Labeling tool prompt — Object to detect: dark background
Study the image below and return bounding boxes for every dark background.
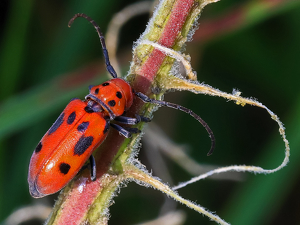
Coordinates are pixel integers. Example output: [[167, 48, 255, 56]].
[[0, 0, 300, 224]]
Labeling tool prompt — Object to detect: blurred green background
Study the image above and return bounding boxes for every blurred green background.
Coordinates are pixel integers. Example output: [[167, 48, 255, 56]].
[[1, 0, 300, 224]]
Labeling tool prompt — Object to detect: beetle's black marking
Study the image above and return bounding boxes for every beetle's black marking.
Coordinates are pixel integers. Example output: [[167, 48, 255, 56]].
[[84, 106, 94, 113], [67, 111, 76, 125], [108, 100, 116, 107], [103, 119, 110, 134], [74, 136, 94, 156], [116, 91, 122, 99], [95, 88, 99, 94], [48, 113, 64, 135], [59, 163, 71, 175], [35, 142, 42, 153], [102, 82, 109, 86], [77, 122, 89, 132]]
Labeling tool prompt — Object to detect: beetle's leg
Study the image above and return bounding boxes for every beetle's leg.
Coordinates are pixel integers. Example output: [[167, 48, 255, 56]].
[[114, 114, 151, 125], [89, 155, 96, 181], [78, 155, 96, 180], [110, 123, 140, 138], [124, 127, 142, 133]]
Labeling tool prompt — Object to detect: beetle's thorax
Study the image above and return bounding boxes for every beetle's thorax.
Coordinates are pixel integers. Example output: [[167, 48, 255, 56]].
[[86, 78, 134, 119]]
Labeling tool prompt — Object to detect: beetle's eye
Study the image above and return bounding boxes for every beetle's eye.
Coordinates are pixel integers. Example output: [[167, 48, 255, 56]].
[[88, 85, 94, 91]]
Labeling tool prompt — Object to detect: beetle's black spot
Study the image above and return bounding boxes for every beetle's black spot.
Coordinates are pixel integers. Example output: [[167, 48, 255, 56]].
[[102, 82, 109, 86], [84, 106, 94, 113], [59, 163, 71, 175], [116, 91, 122, 99], [77, 122, 89, 132], [95, 88, 99, 94], [35, 142, 42, 153], [48, 113, 64, 135], [67, 111, 76, 125], [103, 120, 110, 134], [74, 136, 94, 156], [108, 100, 116, 107]]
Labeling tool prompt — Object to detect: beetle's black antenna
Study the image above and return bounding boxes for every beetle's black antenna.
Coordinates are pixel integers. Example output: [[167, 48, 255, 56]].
[[68, 13, 117, 79], [135, 91, 215, 156]]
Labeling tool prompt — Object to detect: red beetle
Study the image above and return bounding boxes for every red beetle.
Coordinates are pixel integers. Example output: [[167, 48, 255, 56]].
[[28, 14, 215, 198]]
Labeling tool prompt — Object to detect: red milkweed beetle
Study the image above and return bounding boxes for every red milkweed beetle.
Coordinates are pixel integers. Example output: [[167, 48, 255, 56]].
[[28, 13, 215, 198]]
